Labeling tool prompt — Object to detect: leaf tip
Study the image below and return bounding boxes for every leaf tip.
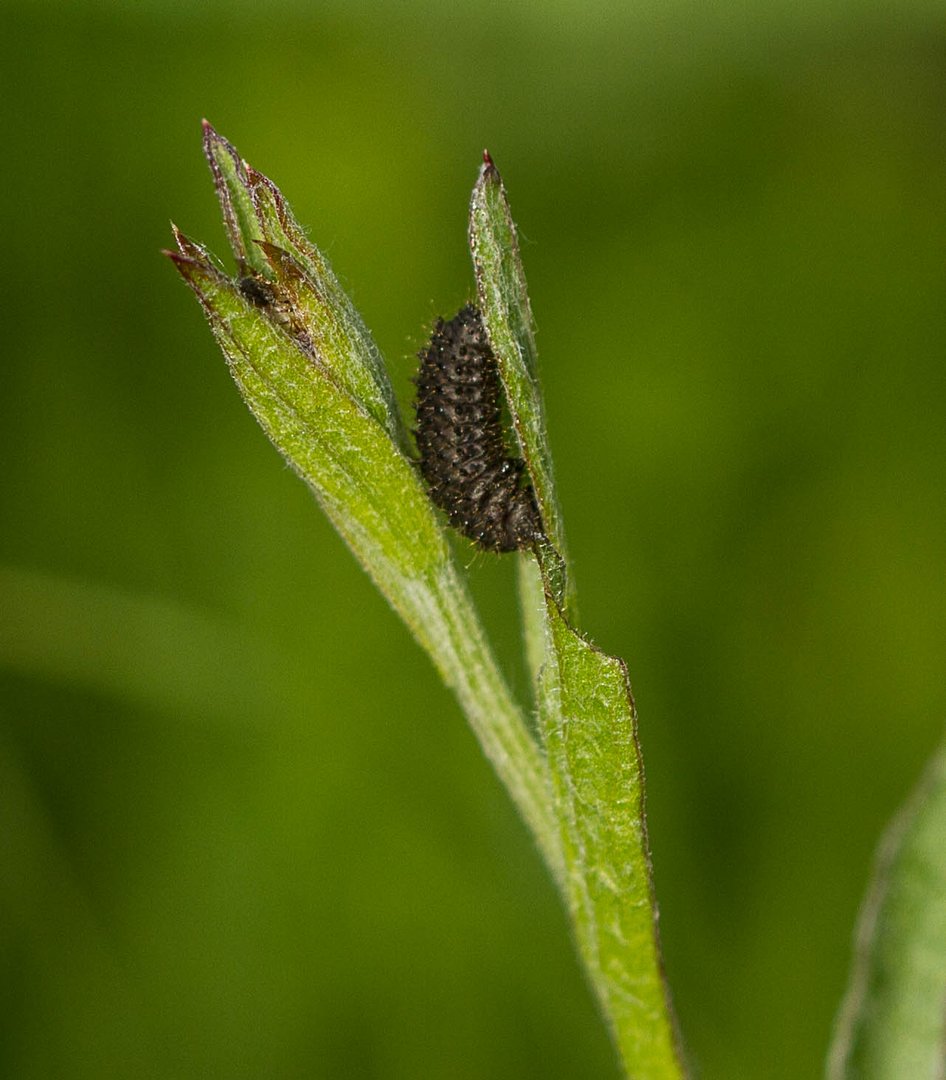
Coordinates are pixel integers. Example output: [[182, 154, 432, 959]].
[[169, 220, 187, 251], [201, 118, 223, 163], [201, 117, 229, 157], [163, 247, 198, 286], [163, 227, 223, 303], [479, 147, 501, 181], [202, 120, 248, 185], [475, 149, 503, 198], [168, 223, 205, 261]]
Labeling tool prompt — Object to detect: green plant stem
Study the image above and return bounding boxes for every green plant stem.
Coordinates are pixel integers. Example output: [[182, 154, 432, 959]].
[[170, 129, 684, 1079], [401, 562, 563, 883]]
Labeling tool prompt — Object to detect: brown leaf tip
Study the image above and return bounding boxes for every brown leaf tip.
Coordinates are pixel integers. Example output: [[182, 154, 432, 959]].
[[201, 118, 225, 160], [479, 149, 501, 185]]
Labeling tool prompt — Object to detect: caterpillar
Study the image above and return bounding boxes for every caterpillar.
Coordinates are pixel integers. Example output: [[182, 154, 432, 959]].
[[413, 305, 543, 553]]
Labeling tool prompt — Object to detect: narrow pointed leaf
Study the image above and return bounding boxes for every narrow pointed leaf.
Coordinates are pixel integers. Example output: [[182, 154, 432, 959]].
[[468, 154, 570, 609], [828, 742, 946, 1080], [202, 119, 266, 276], [468, 155, 684, 1077], [539, 592, 685, 1079], [202, 122, 402, 443]]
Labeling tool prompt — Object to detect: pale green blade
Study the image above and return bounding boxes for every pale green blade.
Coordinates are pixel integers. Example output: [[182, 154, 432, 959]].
[[468, 154, 570, 610], [828, 742, 946, 1080], [539, 594, 686, 1079], [469, 154, 686, 1079]]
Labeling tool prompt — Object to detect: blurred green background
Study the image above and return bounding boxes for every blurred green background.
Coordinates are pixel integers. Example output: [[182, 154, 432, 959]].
[[2, 1, 945, 1077]]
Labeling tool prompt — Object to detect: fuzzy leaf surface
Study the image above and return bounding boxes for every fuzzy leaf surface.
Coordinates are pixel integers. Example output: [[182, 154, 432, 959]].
[[202, 122, 402, 443], [468, 154, 569, 610], [539, 594, 685, 1079], [469, 153, 684, 1078]]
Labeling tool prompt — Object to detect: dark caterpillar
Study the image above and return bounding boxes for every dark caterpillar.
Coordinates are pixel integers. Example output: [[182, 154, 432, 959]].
[[413, 305, 543, 553]]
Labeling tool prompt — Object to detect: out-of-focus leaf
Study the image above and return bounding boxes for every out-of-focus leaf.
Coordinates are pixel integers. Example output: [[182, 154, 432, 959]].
[[828, 742, 946, 1080], [0, 564, 297, 724]]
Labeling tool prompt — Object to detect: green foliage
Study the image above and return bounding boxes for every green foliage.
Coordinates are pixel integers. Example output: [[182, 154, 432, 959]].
[[168, 128, 559, 877], [5, 6, 946, 1078], [828, 744, 946, 1079], [539, 605, 683, 1077], [169, 127, 687, 1078], [468, 157, 570, 609], [469, 158, 684, 1075]]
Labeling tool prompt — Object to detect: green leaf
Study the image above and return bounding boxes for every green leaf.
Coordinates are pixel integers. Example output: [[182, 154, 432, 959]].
[[468, 153, 570, 610], [470, 155, 685, 1078], [168, 228, 447, 577], [169, 131, 688, 1078], [201, 121, 403, 446], [539, 594, 686, 1079], [828, 741, 946, 1080]]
